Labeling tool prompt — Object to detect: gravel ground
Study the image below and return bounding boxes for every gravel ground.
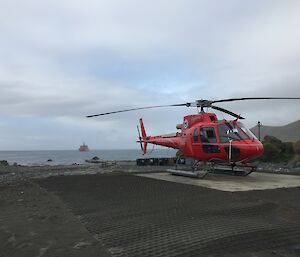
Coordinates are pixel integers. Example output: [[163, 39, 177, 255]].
[[0, 161, 169, 185], [1, 164, 300, 257]]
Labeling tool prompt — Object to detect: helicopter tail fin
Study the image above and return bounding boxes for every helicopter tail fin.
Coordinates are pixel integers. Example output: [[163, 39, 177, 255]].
[[139, 118, 147, 154]]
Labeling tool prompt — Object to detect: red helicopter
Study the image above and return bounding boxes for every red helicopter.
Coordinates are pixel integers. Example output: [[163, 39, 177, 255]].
[[87, 97, 300, 177]]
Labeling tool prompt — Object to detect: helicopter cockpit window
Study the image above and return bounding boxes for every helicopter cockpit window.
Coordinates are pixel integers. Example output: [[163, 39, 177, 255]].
[[218, 122, 249, 143], [193, 128, 199, 143]]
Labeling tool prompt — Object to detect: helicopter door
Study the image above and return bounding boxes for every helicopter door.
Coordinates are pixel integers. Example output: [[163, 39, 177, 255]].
[[200, 127, 220, 153], [191, 127, 202, 156], [193, 128, 199, 143]]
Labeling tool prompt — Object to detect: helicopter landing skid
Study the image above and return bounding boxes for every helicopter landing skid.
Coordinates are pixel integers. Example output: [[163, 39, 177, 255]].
[[167, 168, 210, 179], [168, 156, 256, 179], [212, 163, 256, 177], [167, 157, 212, 179]]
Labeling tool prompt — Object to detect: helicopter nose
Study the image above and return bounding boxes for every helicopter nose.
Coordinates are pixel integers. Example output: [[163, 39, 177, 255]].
[[249, 141, 264, 159], [236, 140, 264, 161]]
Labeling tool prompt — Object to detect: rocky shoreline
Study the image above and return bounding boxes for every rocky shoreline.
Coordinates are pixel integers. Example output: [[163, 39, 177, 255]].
[[256, 161, 300, 174], [0, 161, 171, 185], [0, 160, 300, 185]]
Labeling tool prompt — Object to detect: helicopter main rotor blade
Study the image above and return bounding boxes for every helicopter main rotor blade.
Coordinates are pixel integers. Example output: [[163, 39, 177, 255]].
[[211, 97, 300, 104], [86, 97, 300, 118], [211, 105, 245, 119], [86, 103, 190, 118]]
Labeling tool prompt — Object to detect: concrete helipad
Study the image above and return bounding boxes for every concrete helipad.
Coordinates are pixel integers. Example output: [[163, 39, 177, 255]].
[[137, 171, 300, 192]]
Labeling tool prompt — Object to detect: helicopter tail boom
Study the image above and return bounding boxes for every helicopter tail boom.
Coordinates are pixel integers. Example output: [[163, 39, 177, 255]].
[[137, 118, 181, 154]]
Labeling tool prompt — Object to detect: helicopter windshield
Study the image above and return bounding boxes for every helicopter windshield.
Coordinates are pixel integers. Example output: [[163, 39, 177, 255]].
[[238, 122, 258, 140], [218, 122, 249, 143]]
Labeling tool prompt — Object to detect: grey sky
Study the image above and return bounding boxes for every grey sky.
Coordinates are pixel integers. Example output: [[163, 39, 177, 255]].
[[0, 0, 300, 150]]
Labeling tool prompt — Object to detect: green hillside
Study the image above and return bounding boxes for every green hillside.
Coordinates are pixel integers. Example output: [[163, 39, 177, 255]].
[[251, 120, 300, 142]]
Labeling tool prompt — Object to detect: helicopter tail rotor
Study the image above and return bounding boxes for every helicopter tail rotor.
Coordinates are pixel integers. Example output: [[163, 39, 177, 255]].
[[137, 125, 144, 153], [139, 118, 148, 154]]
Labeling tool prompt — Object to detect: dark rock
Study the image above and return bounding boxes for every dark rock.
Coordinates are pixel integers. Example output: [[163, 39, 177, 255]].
[[0, 160, 9, 166], [47, 159, 53, 162], [292, 167, 300, 173], [92, 156, 100, 160], [287, 160, 297, 169]]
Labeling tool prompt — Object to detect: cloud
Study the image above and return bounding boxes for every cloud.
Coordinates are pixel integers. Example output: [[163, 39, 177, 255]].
[[0, 0, 300, 149]]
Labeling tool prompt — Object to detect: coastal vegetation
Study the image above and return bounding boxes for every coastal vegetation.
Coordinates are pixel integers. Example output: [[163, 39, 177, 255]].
[[259, 136, 300, 163]]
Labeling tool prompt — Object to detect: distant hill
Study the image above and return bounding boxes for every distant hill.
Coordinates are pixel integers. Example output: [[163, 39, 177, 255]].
[[251, 120, 300, 142]]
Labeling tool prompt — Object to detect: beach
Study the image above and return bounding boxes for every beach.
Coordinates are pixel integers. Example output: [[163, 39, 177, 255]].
[[1, 163, 300, 257]]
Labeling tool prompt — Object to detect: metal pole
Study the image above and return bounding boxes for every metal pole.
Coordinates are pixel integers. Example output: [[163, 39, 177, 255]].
[[257, 121, 261, 141], [229, 139, 232, 162]]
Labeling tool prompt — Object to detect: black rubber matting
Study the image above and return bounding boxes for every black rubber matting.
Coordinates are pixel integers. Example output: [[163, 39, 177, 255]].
[[39, 173, 300, 257]]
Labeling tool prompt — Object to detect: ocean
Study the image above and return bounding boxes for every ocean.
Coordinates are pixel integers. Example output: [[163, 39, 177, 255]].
[[0, 149, 177, 166]]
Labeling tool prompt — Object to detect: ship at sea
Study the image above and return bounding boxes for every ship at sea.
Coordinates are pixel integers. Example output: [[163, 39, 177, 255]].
[[79, 143, 89, 152]]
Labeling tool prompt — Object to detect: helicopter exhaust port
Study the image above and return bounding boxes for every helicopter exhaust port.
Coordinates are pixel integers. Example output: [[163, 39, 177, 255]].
[[176, 124, 183, 129]]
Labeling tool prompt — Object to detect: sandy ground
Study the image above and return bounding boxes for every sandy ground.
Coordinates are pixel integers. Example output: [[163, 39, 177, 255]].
[[0, 164, 300, 257], [0, 180, 110, 257]]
